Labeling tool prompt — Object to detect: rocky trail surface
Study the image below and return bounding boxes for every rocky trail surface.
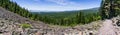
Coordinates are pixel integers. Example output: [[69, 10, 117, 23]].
[[98, 17, 120, 35], [98, 20, 117, 35]]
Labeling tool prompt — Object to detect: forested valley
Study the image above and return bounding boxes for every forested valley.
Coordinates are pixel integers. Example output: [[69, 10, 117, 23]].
[[0, 0, 102, 26], [31, 9, 101, 26]]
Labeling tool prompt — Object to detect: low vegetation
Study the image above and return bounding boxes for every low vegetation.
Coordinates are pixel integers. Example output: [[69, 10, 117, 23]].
[[20, 23, 31, 29]]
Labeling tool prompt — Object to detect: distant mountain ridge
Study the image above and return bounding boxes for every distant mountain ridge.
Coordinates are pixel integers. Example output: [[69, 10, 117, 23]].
[[30, 7, 99, 13], [30, 7, 99, 17]]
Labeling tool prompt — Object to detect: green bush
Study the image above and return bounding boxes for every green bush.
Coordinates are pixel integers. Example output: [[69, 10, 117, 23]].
[[20, 23, 31, 29]]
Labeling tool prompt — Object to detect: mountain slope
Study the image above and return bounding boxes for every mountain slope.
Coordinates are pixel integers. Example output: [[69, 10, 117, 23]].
[[1, 0, 120, 35], [0, 7, 103, 35]]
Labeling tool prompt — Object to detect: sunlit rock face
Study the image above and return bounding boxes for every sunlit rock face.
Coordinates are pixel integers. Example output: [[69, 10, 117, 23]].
[[100, 0, 120, 20]]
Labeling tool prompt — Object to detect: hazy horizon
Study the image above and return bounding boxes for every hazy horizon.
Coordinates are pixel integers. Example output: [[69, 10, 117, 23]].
[[29, 7, 99, 12], [10, 0, 101, 11]]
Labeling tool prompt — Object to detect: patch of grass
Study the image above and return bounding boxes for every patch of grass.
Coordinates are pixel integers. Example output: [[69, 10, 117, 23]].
[[20, 23, 31, 29]]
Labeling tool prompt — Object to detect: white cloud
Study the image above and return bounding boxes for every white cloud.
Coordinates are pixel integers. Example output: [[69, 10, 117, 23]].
[[46, 0, 76, 5]]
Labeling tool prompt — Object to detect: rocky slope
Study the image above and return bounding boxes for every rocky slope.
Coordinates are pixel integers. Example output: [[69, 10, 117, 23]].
[[0, 7, 49, 35], [0, 7, 49, 29]]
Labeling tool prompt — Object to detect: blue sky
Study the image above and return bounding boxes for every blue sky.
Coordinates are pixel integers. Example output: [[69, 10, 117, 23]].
[[11, 0, 101, 11]]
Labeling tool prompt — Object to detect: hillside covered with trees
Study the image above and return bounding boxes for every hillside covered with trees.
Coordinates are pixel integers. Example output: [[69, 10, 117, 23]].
[[31, 8, 101, 26]]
